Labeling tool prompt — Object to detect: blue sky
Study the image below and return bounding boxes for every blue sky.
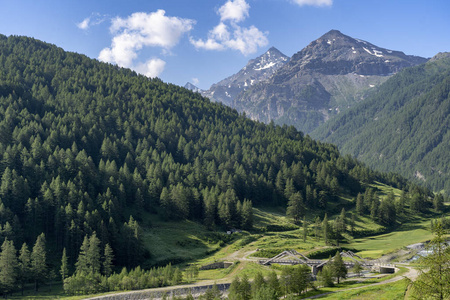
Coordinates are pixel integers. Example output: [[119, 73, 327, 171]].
[[1, 0, 449, 89]]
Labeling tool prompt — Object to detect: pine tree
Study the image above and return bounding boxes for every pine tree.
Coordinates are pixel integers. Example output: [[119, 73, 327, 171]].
[[322, 214, 329, 245], [411, 221, 450, 299], [60, 248, 69, 281], [0, 239, 18, 297], [331, 251, 347, 284], [31, 233, 47, 292], [103, 243, 114, 276], [302, 216, 307, 242], [314, 216, 321, 241], [266, 271, 281, 298], [75, 235, 89, 274], [240, 199, 253, 230], [228, 276, 241, 300], [286, 192, 303, 224], [87, 232, 101, 274], [356, 193, 364, 215], [317, 265, 334, 287], [239, 274, 251, 300], [252, 272, 266, 296], [18, 242, 31, 295]]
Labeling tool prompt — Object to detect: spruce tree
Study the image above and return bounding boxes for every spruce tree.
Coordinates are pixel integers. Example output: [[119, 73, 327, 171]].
[[87, 232, 101, 274], [411, 221, 450, 299], [0, 239, 18, 297], [18, 242, 31, 295], [60, 248, 69, 281], [355, 193, 364, 215], [286, 192, 303, 224], [75, 235, 89, 274], [314, 216, 321, 241], [322, 214, 329, 245], [103, 243, 114, 277], [302, 216, 307, 242], [266, 271, 281, 298], [252, 272, 266, 296], [331, 251, 347, 284], [31, 233, 47, 292]]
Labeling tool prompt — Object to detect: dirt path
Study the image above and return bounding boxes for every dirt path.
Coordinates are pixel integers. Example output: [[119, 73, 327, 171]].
[[303, 264, 418, 299]]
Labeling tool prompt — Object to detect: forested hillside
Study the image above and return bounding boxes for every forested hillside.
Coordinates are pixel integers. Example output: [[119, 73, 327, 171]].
[[312, 53, 450, 193], [0, 33, 426, 277]]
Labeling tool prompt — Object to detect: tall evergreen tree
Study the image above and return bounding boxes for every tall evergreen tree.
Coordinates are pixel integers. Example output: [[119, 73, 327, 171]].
[[87, 232, 101, 274], [18, 242, 31, 295], [60, 248, 69, 282], [75, 235, 89, 274], [0, 239, 18, 297], [103, 243, 114, 277], [286, 192, 303, 224], [411, 221, 450, 299], [31, 233, 47, 292], [331, 251, 347, 284], [302, 216, 307, 242], [322, 214, 329, 245]]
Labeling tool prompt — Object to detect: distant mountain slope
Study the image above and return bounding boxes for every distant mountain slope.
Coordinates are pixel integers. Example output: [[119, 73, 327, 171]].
[[200, 47, 289, 105], [312, 54, 450, 193], [184, 82, 202, 93], [233, 30, 428, 133]]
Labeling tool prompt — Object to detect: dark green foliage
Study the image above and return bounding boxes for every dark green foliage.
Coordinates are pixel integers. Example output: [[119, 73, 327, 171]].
[[0, 34, 434, 295], [280, 264, 312, 296], [411, 221, 450, 299], [64, 263, 183, 295], [0, 239, 18, 297], [266, 271, 281, 298], [31, 233, 46, 291], [103, 243, 114, 277], [0, 34, 397, 271], [313, 56, 450, 194], [60, 248, 69, 281], [286, 192, 304, 223], [331, 251, 347, 284], [200, 283, 222, 300], [317, 265, 334, 287], [306, 247, 357, 259], [18, 242, 31, 295]]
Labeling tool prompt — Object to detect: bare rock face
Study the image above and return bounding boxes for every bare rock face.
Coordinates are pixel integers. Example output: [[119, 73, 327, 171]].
[[200, 47, 289, 106], [233, 30, 428, 133]]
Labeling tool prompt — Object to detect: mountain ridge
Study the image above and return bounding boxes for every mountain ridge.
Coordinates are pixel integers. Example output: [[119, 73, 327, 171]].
[[232, 30, 428, 133], [312, 53, 450, 193], [198, 46, 289, 105]]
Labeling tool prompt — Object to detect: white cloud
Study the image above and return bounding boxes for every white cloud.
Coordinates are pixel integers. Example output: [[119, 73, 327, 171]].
[[190, 0, 268, 55], [98, 10, 194, 77], [192, 78, 199, 85], [135, 58, 166, 78], [77, 18, 90, 30], [109, 10, 195, 49], [77, 13, 108, 30], [218, 0, 250, 22], [223, 25, 268, 55], [291, 0, 333, 7]]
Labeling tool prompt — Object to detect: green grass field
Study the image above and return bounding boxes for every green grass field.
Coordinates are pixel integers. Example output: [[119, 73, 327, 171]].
[[310, 279, 410, 300]]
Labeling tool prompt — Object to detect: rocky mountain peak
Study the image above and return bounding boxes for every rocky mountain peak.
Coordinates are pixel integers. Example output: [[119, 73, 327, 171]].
[[233, 30, 428, 133], [184, 82, 202, 93], [200, 47, 289, 105]]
